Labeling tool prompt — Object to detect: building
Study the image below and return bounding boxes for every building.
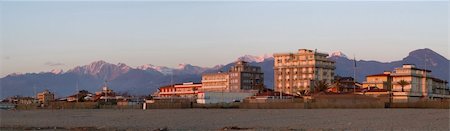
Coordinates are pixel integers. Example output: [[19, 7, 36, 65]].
[[37, 89, 55, 104], [362, 71, 393, 90], [93, 84, 120, 102], [196, 91, 256, 104], [229, 61, 264, 91], [430, 77, 450, 98], [5, 96, 37, 105], [329, 76, 362, 93], [201, 72, 230, 92], [273, 49, 335, 95], [67, 90, 93, 102], [157, 82, 202, 98], [391, 64, 450, 101], [363, 64, 450, 102], [201, 61, 264, 92]]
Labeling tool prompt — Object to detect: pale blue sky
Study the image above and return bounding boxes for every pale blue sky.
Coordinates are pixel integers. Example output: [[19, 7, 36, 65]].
[[0, 1, 448, 77]]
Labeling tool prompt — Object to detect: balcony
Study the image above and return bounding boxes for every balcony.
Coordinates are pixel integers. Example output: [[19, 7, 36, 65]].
[[159, 91, 197, 95], [202, 79, 228, 82]]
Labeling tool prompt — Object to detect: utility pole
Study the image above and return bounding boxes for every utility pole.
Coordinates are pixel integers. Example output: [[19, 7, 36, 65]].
[[76, 82, 79, 103], [104, 80, 108, 103], [353, 55, 357, 94], [424, 51, 428, 98]]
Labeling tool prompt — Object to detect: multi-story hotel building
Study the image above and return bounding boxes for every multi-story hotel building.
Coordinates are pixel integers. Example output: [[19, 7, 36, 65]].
[[202, 61, 264, 92], [273, 49, 335, 95], [390, 64, 449, 100], [363, 64, 449, 102], [157, 82, 202, 98]]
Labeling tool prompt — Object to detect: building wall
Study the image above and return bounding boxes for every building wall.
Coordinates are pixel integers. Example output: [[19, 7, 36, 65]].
[[273, 49, 335, 95], [196, 92, 256, 104], [37, 90, 55, 104], [158, 83, 202, 98], [363, 76, 390, 89], [202, 73, 230, 92]]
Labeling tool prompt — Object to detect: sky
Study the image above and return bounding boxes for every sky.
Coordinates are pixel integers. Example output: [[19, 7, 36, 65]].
[[0, 1, 448, 77]]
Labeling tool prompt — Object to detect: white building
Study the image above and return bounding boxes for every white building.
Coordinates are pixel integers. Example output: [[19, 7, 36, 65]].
[[196, 91, 257, 104], [390, 64, 449, 102]]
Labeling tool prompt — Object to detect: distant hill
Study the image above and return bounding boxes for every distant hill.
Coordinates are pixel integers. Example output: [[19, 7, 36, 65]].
[[1, 48, 448, 99], [329, 48, 449, 82]]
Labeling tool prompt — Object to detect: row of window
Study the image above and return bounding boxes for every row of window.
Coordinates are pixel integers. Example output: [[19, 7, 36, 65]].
[[160, 88, 198, 92]]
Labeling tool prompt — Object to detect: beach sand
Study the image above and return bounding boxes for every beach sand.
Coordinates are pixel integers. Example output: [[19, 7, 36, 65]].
[[1, 109, 449, 130]]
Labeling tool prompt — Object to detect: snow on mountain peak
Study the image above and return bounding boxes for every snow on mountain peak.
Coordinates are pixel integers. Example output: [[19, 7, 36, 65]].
[[238, 54, 273, 63], [50, 69, 64, 74], [329, 51, 348, 58], [137, 64, 174, 75], [8, 72, 23, 77], [136, 64, 155, 70], [177, 63, 191, 69], [117, 63, 131, 71]]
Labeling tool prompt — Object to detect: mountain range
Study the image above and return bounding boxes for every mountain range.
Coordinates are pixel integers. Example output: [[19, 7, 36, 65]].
[[1, 48, 448, 99]]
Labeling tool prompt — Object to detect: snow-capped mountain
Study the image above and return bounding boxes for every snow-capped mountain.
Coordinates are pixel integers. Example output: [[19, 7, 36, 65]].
[[1, 49, 448, 99], [67, 60, 132, 80], [50, 69, 64, 75], [237, 54, 273, 63], [137, 64, 174, 75], [175, 64, 209, 75], [136, 63, 211, 75], [329, 51, 348, 58]]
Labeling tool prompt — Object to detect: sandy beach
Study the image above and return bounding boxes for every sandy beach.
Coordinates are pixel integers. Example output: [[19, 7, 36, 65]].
[[0, 109, 449, 130]]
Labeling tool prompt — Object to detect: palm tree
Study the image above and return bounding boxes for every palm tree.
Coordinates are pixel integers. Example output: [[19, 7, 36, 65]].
[[192, 87, 199, 98], [314, 80, 330, 93], [396, 80, 410, 92]]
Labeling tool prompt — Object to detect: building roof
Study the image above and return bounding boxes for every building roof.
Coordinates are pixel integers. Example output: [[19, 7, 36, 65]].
[[430, 77, 448, 83], [273, 49, 329, 56], [202, 72, 230, 76], [366, 73, 390, 77], [409, 67, 432, 72], [159, 82, 202, 89]]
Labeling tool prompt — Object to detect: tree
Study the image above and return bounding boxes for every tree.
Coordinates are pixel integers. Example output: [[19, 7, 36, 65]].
[[397, 80, 410, 92], [314, 80, 330, 93], [333, 79, 342, 92]]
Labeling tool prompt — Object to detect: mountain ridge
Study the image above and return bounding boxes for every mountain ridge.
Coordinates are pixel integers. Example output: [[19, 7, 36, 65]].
[[1, 48, 448, 99]]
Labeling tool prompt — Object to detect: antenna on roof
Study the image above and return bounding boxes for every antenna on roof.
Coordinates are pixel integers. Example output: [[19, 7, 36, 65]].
[[353, 55, 357, 94], [76, 81, 79, 103]]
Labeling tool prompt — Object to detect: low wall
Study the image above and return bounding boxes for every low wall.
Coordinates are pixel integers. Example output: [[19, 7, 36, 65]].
[[14, 102, 144, 110], [15, 104, 40, 110], [305, 94, 386, 109], [145, 102, 192, 109], [306, 101, 385, 109], [240, 102, 304, 109], [389, 101, 449, 109], [193, 103, 240, 108], [47, 102, 98, 109], [99, 104, 143, 109]]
